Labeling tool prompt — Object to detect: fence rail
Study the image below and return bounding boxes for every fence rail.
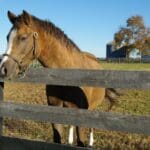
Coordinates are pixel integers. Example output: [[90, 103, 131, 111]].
[[0, 136, 91, 150], [1, 68, 150, 89], [0, 102, 150, 135]]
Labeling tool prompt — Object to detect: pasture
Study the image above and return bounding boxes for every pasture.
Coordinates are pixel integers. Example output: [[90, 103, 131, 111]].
[[2, 62, 150, 150]]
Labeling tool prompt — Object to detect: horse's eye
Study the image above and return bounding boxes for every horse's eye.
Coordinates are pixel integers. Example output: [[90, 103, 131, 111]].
[[20, 35, 28, 41]]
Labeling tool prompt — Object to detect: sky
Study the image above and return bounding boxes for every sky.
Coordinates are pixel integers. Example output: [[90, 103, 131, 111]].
[[0, 0, 150, 57]]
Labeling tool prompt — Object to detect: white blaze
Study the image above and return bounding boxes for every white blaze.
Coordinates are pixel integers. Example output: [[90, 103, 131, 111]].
[[0, 29, 17, 65], [89, 129, 94, 146], [68, 126, 74, 145]]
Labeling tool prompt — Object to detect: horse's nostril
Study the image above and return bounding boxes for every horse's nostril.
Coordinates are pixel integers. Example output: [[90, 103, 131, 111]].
[[1, 66, 7, 77]]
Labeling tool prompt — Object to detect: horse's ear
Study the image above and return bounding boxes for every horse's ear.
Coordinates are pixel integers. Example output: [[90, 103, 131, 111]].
[[23, 10, 31, 25], [8, 11, 16, 24]]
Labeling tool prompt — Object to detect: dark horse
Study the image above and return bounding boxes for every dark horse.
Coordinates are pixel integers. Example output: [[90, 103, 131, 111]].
[[0, 11, 108, 147]]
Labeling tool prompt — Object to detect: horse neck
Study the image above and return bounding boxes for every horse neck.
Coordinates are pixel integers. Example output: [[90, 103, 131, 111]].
[[33, 23, 101, 69], [36, 28, 81, 68]]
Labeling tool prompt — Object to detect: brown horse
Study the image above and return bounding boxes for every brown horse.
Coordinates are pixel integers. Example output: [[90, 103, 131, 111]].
[[0, 10, 107, 147]]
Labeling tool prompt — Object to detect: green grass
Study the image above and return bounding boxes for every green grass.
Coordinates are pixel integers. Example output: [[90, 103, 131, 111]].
[[101, 62, 150, 71]]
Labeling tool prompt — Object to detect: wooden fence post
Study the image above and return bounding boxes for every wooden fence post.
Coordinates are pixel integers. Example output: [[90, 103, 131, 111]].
[[0, 82, 4, 135]]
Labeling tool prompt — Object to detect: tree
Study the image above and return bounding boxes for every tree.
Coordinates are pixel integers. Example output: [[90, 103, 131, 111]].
[[114, 15, 150, 57]]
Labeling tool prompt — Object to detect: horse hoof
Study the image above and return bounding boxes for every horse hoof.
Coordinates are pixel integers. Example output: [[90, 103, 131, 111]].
[[77, 141, 85, 147]]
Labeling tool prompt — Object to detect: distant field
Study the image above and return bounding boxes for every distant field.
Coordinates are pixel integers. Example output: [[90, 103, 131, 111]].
[[3, 62, 150, 150], [101, 62, 150, 71]]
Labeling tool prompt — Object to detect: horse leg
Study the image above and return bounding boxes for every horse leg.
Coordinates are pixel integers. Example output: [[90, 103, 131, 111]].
[[46, 94, 64, 143], [88, 128, 94, 147], [76, 127, 87, 147], [52, 123, 64, 144], [68, 125, 74, 145]]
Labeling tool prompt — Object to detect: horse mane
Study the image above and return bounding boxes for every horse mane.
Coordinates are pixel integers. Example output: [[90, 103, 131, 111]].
[[15, 13, 81, 52], [83, 51, 99, 62]]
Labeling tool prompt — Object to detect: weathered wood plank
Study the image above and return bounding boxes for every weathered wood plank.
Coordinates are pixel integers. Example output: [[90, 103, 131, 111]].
[[0, 136, 92, 150], [0, 82, 4, 135], [0, 102, 149, 135], [0, 68, 149, 89]]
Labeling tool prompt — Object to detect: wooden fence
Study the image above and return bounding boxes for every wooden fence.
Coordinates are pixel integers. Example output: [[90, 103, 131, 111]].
[[0, 68, 150, 150]]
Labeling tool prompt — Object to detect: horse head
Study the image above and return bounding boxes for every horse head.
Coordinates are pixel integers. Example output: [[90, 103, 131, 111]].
[[0, 10, 40, 78]]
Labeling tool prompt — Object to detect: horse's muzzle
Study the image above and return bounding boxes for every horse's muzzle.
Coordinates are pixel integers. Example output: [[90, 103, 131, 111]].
[[0, 59, 19, 79], [0, 63, 8, 78]]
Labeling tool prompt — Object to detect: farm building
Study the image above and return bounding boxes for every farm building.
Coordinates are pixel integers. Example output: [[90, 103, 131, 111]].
[[106, 43, 141, 58]]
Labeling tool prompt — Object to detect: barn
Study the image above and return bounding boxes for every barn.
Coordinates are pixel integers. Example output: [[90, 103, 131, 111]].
[[106, 43, 126, 58], [106, 42, 150, 61]]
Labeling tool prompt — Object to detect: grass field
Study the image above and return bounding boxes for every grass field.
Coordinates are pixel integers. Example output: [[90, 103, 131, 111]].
[[3, 62, 150, 150], [101, 62, 150, 71]]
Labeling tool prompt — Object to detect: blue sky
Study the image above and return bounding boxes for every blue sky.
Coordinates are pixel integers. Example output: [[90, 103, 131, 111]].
[[0, 0, 150, 57]]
